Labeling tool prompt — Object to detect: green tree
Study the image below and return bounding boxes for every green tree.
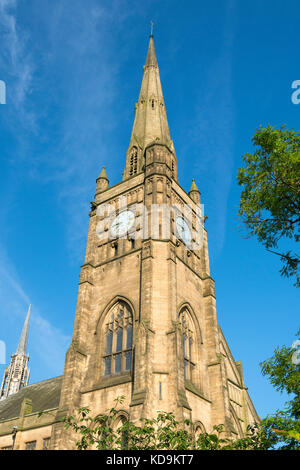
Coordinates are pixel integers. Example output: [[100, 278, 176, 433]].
[[62, 396, 271, 450], [237, 125, 300, 286], [260, 329, 300, 449]]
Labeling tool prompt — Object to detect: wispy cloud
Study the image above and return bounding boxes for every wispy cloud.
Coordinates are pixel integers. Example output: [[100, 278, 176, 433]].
[[0, 1, 138, 382], [0, 246, 70, 380], [0, 1, 145, 262], [189, 0, 237, 257], [0, 0, 136, 381], [24, 1, 134, 261], [0, 0, 36, 128]]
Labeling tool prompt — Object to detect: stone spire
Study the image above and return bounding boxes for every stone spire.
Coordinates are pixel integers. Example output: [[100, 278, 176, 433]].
[[96, 166, 109, 194], [98, 166, 108, 180], [189, 179, 201, 205], [16, 304, 31, 355], [145, 34, 158, 67], [0, 306, 31, 400], [123, 34, 176, 180]]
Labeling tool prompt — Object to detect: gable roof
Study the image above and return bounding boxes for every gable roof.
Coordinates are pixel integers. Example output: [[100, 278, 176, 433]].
[[0, 376, 62, 422], [218, 326, 244, 386]]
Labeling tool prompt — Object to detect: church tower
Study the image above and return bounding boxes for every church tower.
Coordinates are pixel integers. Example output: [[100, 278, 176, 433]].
[[51, 35, 259, 449], [0, 306, 31, 400]]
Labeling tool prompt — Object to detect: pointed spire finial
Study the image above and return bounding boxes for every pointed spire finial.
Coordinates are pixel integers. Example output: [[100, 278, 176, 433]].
[[16, 305, 31, 356], [96, 166, 109, 194], [150, 20, 154, 37], [145, 33, 158, 67], [189, 179, 199, 192], [189, 179, 201, 204], [98, 166, 108, 180]]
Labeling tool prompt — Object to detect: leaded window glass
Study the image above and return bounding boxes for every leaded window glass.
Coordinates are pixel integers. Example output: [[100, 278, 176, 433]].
[[116, 329, 123, 352], [126, 324, 133, 349], [25, 441, 36, 450], [115, 353, 122, 374], [179, 308, 195, 382], [103, 301, 133, 376], [125, 351, 132, 371], [115, 416, 128, 450], [42, 438, 50, 450], [104, 356, 111, 376], [106, 330, 113, 354]]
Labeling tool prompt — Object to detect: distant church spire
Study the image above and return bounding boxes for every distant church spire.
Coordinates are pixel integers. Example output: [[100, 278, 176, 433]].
[[16, 304, 31, 355], [123, 33, 175, 180], [0, 306, 31, 400]]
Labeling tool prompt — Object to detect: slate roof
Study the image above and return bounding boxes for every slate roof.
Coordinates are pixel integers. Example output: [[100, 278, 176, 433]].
[[0, 376, 62, 422]]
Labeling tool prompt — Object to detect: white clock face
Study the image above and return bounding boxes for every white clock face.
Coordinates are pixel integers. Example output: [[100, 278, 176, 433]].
[[110, 210, 135, 238], [176, 217, 191, 245]]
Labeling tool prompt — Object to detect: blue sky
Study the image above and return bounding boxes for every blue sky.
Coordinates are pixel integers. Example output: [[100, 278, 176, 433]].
[[0, 0, 299, 419]]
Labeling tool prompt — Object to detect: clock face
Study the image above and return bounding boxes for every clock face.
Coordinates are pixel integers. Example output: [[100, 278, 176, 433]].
[[110, 210, 135, 238], [176, 217, 192, 245]]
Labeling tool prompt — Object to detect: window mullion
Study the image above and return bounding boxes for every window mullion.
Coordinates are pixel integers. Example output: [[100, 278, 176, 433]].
[[121, 324, 126, 372], [112, 323, 117, 374], [103, 303, 133, 378]]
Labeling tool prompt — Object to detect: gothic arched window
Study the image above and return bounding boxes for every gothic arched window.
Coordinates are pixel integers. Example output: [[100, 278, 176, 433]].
[[114, 414, 129, 449], [179, 308, 195, 382], [129, 147, 138, 176], [194, 421, 206, 446], [103, 301, 133, 377]]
